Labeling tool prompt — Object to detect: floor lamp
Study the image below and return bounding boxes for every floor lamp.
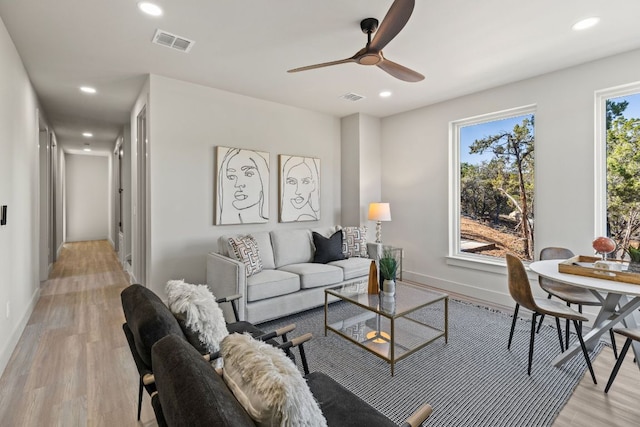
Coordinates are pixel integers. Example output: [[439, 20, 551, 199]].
[[368, 202, 391, 244]]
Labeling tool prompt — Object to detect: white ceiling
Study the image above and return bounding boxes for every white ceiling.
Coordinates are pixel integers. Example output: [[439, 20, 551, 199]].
[[1, 0, 640, 154]]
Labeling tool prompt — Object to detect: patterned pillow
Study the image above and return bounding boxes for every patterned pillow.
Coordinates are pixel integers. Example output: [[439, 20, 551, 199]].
[[341, 226, 368, 258], [228, 235, 263, 277]]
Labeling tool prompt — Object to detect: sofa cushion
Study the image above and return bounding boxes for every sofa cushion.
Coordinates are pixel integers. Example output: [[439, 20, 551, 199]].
[[329, 257, 372, 280], [279, 263, 343, 289], [221, 333, 327, 427], [312, 230, 345, 264], [246, 270, 300, 302], [228, 235, 264, 277], [271, 229, 314, 267], [152, 334, 257, 427], [305, 371, 395, 427], [220, 232, 275, 270], [341, 226, 368, 258]]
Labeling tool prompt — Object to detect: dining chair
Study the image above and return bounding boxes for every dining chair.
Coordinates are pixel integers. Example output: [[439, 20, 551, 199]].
[[536, 247, 618, 358], [604, 328, 640, 393], [506, 253, 597, 383]]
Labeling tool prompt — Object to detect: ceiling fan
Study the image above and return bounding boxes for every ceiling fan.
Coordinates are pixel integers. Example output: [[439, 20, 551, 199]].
[[287, 0, 424, 82]]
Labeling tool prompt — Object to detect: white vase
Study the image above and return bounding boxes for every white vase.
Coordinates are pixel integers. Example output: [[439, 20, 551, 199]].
[[382, 279, 396, 297]]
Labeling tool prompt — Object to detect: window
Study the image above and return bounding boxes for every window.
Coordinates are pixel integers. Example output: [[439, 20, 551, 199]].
[[450, 105, 536, 264], [595, 83, 640, 257]]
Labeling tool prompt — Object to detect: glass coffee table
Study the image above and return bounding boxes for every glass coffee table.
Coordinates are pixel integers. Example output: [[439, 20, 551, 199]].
[[324, 281, 448, 375]]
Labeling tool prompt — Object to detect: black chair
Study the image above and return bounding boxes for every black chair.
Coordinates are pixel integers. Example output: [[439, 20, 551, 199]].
[[605, 328, 640, 393], [120, 284, 295, 424], [151, 333, 434, 427], [506, 254, 597, 383], [536, 247, 618, 358]]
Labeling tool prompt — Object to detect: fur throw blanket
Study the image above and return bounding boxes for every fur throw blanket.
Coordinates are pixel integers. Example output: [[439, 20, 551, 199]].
[[221, 333, 327, 427], [166, 279, 229, 354]]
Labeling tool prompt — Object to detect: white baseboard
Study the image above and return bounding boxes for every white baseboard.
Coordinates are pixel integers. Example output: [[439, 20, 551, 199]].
[[403, 269, 600, 323], [0, 286, 41, 377]]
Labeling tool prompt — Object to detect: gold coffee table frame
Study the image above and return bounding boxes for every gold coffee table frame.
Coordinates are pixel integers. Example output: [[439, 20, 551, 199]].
[[324, 281, 448, 375]]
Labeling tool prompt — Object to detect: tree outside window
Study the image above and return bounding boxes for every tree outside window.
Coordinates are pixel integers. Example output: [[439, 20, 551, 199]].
[[605, 93, 640, 257], [453, 107, 535, 261]]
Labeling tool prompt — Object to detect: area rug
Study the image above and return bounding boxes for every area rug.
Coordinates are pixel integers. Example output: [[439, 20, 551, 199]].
[[259, 298, 603, 426]]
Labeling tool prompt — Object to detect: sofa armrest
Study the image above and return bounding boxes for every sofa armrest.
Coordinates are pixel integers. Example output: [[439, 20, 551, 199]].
[[206, 252, 247, 322]]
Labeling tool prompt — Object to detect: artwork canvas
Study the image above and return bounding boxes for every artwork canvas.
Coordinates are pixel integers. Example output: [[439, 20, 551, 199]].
[[216, 146, 269, 225], [279, 155, 320, 222]]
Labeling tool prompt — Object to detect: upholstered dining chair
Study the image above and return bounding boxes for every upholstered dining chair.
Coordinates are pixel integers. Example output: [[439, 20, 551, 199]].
[[605, 328, 640, 393], [536, 247, 618, 358], [506, 253, 597, 383]]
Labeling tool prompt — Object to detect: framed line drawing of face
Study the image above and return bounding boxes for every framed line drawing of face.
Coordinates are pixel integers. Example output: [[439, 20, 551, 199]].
[[279, 155, 320, 222], [216, 146, 269, 225]]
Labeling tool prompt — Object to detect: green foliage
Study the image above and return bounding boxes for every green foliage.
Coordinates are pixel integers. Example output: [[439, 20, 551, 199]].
[[606, 115, 640, 256], [627, 245, 640, 263], [606, 100, 629, 130], [379, 248, 398, 280]]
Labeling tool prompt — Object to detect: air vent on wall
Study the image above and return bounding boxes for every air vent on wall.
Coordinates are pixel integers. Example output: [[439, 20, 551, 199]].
[[339, 92, 365, 102], [152, 29, 195, 53]]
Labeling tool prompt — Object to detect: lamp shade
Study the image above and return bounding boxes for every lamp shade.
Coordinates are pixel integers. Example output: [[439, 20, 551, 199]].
[[368, 203, 391, 222]]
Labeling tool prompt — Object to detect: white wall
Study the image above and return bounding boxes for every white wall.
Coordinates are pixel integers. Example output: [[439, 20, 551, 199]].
[[0, 16, 44, 374], [64, 153, 109, 242], [381, 48, 640, 311], [140, 75, 341, 297], [340, 113, 382, 242]]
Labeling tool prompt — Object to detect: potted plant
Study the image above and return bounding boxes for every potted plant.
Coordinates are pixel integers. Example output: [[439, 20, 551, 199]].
[[627, 244, 640, 273], [379, 248, 398, 296]]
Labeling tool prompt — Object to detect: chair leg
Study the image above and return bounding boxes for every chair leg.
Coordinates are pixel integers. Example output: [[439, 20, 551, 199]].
[[536, 294, 552, 333], [528, 312, 538, 375], [508, 304, 520, 350], [565, 302, 571, 347], [137, 377, 144, 421], [605, 338, 632, 393], [554, 317, 565, 352], [573, 320, 597, 384], [609, 329, 619, 359]]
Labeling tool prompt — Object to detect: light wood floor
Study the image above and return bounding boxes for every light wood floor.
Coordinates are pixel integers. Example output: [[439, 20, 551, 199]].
[[0, 240, 637, 426]]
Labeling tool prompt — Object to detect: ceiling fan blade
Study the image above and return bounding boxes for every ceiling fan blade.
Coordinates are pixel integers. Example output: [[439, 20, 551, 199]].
[[369, 0, 415, 52], [287, 57, 356, 73], [377, 57, 424, 82]]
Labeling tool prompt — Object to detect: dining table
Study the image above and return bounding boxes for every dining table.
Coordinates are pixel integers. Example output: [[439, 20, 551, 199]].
[[528, 259, 640, 369]]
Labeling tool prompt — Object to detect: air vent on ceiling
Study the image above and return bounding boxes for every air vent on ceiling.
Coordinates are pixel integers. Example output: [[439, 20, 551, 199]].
[[152, 29, 194, 53], [339, 92, 365, 102]]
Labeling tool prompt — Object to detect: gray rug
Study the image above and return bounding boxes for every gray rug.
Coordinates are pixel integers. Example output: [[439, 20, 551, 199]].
[[259, 298, 603, 426]]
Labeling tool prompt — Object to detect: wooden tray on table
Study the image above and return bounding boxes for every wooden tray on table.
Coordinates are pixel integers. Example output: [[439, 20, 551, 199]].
[[558, 255, 640, 285]]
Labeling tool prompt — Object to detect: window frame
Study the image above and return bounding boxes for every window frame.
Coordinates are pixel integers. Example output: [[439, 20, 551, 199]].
[[447, 104, 536, 271], [594, 81, 640, 238]]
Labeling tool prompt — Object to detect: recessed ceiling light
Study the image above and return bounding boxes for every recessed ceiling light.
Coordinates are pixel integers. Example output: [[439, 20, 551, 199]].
[[379, 91, 392, 98], [572, 17, 600, 31], [138, 2, 163, 17], [83, 132, 93, 137], [79, 86, 97, 94], [83, 144, 92, 152]]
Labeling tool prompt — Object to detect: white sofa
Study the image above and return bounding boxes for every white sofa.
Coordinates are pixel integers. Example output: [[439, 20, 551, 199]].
[[206, 226, 378, 324]]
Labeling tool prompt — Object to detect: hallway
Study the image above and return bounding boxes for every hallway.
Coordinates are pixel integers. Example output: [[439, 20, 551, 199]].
[[0, 241, 156, 426]]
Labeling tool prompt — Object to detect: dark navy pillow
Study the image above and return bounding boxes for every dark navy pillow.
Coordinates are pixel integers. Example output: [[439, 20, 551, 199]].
[[313, 230, 346, 264]]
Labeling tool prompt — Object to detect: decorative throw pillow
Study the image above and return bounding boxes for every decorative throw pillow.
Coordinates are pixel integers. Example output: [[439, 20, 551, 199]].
[[165, 279, 229, 354], [228, 235, 263, 277], [312, 230, 345, 264], [221, 333, 327, 427], [341, 226, 368, 258]]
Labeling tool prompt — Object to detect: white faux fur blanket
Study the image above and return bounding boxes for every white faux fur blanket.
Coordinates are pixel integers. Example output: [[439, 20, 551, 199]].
[[165, 279, 229, 354]]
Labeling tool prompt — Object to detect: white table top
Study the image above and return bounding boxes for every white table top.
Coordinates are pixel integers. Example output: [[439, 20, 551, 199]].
[[529, 259, 640, 297]]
